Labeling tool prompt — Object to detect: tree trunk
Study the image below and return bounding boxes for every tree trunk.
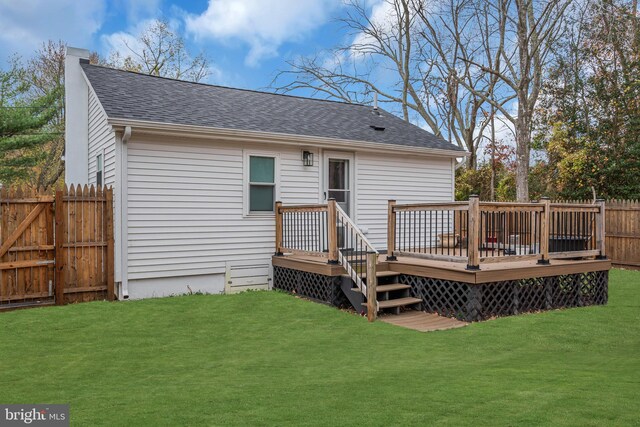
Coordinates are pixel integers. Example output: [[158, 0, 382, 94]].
[[463, 129, 477, 170], [466, 149, 477, 170], [515, 115, 530, 201]]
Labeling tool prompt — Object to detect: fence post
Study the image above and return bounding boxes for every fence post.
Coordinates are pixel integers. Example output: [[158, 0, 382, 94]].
[[596, 199, 607, 259], [105, 188, 116, 300], [274, 201, 283, 256], [327, 198, 339, 264], [54, 189, 65, 305], [366, 251, 378, 322], [466, 195, 480, 270], [386, 200, 397, 261], [538, 197, 550, 264]]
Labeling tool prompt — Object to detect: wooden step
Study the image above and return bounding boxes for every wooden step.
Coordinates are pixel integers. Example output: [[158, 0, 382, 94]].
[[360, 270, 399, 279], [363, 297, 422, 309], [350, 283, 410, 293]]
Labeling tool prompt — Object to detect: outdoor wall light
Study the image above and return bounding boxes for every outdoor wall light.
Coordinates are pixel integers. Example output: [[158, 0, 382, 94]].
[[302, 150, 314, 166]]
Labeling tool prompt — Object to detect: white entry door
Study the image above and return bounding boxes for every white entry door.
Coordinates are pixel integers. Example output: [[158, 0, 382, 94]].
[[323, 151, 354, 217]]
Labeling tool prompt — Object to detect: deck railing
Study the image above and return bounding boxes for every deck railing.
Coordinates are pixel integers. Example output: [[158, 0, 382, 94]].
[[275, 202, 329, 257], [549, 202, 602, 259], [477, 201, 544, 264], [275, 199, 379, 321], [387, 200, 470, 262], [387, 196, 606, 269]]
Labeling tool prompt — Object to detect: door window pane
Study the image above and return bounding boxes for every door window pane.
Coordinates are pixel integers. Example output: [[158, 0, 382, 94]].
[[328, 190, 348, 203], [329, 159, 348, 190], [250, 185, 274, 211], [250, 156, 275, 183]]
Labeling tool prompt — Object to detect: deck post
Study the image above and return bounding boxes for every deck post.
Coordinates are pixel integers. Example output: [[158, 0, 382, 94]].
[[327, 198, 339, 264], [386, 200, 397, 261], [538, 197, 550, 264], [366, 251, 378, 322], [466, 195, 480, 270], [275, 201, 283, 256], [596, 199, 607, 259]]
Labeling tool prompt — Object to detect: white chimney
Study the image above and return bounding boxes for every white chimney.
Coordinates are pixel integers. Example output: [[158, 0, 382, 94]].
[[64, 47, 91, 184], [373, 92, 378, 110]]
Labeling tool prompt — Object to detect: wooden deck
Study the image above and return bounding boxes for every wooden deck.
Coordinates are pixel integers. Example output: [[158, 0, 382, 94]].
[[273, 199, 611, 322], [272, 253, 611, 284], [379, 310, 467, 332]]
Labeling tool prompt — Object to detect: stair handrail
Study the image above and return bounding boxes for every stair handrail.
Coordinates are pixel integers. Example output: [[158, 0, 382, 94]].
[[335, 204, 379, 255], [335, 203, 379, 320]]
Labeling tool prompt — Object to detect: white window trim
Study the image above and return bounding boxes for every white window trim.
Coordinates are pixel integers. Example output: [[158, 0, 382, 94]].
[[243, 150, 280, 217]]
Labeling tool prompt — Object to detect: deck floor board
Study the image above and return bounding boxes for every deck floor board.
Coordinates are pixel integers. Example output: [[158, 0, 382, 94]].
[[379, 310, 467, 332]]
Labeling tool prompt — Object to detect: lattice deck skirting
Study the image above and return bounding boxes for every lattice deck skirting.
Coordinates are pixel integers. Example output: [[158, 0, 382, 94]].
[[272, 265, 608, 322], [273, 266, 348, 307], [401, 270, 608, 322]]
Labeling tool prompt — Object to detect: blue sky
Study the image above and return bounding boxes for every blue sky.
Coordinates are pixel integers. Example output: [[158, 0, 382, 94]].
[[0, 0, 352, 91], [0, 0, 518, 152]]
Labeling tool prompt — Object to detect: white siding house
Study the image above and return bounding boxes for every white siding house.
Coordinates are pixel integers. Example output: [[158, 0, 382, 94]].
[[65, 47, 465, 299]]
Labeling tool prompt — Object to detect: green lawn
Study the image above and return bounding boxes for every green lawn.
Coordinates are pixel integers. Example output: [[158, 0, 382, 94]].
[[1, 269, 639, 426]]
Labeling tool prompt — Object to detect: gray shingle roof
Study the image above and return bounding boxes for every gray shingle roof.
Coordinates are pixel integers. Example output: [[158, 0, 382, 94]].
[[81, 64, 463, 153]]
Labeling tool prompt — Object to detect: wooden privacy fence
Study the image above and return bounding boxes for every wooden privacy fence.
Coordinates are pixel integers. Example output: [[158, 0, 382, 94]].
[[555, 199, 640, 268], [606, 200, 640, 268], [0, 185, 114, 310]]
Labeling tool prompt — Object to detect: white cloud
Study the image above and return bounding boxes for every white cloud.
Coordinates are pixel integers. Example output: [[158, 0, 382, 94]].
[[0, 0, 105, 60], [185, 0, 343, 66], [100, 18, 156, 59]]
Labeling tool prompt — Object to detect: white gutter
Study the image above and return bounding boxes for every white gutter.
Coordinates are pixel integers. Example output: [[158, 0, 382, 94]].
[[108, 118, 469, 159]]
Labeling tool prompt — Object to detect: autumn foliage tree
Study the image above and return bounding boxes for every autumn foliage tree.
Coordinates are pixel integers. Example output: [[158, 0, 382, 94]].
[[533, 0, 640, 199]]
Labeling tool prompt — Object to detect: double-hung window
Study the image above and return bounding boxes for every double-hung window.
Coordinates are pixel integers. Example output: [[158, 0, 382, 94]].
[[96, 153, 103, 187], [248, 155, 276, 213]]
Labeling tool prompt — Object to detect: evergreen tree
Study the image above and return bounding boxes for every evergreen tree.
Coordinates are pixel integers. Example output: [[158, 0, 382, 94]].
[[0, 58, 61, 185]]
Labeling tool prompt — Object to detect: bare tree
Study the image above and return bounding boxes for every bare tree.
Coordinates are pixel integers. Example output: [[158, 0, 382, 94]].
[[272, 0, 508, 168], [455, 0, 572, 200], [24, 40, 66, 188], [106, 20, 210, 82], [272, 0, 442, 135], [413, 0, 509, 169]]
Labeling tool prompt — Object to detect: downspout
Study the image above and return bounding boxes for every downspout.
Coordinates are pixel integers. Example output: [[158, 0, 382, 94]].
[[120, 126, 132, 299], [122, 125, 132, 144]]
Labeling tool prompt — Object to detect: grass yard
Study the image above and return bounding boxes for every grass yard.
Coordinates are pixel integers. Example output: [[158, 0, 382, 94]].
[[1, 269, 639, 426]]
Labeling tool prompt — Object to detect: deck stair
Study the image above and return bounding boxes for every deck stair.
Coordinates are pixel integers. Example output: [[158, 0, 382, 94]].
[[339, 257, 421, 315], [335, 202, 421, 320]]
